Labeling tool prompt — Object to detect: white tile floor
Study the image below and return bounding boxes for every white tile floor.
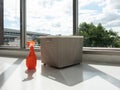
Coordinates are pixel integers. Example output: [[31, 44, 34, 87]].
[[0, 56, 120, 90]]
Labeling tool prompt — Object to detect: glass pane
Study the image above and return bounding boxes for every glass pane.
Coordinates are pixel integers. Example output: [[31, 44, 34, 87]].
[[26, 0, 73, 48], [78, 0, 120, 48], [3, 0, 20, 48]]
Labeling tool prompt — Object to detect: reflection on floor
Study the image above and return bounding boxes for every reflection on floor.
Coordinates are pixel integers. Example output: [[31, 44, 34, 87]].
[[0, 56, 120, 90]]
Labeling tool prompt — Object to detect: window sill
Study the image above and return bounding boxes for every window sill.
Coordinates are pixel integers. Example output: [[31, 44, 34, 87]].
[[0, 47, 120, 64], [0, 47, 120, 57], [83, 47, 120, 55]]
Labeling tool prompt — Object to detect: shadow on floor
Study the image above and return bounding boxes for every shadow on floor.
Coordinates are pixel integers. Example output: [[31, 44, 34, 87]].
[[41, 63, 120, 88], [41, 64, 95, 86], [22, 69, 36, 81]]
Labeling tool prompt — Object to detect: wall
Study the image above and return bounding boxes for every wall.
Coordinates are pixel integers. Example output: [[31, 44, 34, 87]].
[[0, 49, 120, 64]]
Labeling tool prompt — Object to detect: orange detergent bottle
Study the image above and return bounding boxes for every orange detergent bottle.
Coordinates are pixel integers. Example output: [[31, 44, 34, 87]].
[[26, 41, 37, 70]]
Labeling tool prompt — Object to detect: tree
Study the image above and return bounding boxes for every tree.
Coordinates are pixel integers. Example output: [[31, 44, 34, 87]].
[[78, 22, 120, 47], [36, 38, 40, 45]]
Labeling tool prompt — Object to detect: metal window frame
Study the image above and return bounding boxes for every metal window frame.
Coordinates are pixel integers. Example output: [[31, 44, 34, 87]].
[[73, 0, 78, 35], [20, 0, 78, 46], [1, 0, 77, 49], [0, 0, 3, 45], [20, 0, 26, 49], [1, 0, 120, 56]]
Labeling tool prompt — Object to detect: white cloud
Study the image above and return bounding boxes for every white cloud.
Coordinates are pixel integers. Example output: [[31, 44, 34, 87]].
[[4, 0, 73, 35], [26, 0, 73, 35], [99, 0, 120, 32], [4, 0, 20, 17], [106, 0, 120, 10], [105, 20, 120, 27], [4, 0, 20, 29], [78, 0, 120, 35], [4, 0, 120, 35]]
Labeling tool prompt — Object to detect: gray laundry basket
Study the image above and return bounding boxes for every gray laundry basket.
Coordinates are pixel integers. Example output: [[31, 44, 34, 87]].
[[40, 36, 83, 68]]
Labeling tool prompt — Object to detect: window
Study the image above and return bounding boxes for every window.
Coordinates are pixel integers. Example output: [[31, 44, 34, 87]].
[[0, 0, 75, 49], [26, 0, 73, 47], [3, 0, 20, 48], [78, 0, 120, 48]]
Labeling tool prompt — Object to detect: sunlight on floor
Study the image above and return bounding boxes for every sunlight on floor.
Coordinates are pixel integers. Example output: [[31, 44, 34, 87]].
[[0, 56, 120, 90], [89, 64, 120, 80]]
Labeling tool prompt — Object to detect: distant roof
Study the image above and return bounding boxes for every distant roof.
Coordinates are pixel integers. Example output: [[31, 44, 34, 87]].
[[4, 28, 50, 36]]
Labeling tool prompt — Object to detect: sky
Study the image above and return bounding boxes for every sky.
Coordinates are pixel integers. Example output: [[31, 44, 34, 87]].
[[4, 0, 120, 35]]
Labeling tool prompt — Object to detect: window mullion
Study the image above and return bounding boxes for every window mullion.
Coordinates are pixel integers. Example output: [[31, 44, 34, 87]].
[[20, 0, 26, 49], [73, 0, 78, 35], [0, 0, 4, 45]]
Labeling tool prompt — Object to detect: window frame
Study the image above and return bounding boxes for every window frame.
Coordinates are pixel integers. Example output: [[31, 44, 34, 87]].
[[0, 0, 4, 46], [1, 0, 120, 54], [1, 0, 78, 49]]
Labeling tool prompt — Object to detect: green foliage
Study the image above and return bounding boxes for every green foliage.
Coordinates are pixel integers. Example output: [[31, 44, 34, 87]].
[[78, 22, 120, 47], [36, 38, 40, 45]]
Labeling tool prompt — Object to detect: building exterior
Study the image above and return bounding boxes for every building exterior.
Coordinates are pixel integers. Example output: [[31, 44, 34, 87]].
[[3, 28, 49, 46]]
